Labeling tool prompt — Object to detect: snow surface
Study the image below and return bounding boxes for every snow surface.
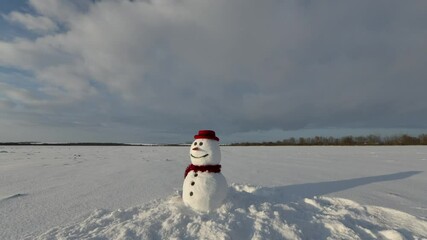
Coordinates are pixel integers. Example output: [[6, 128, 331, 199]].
[[1, 146, 427, 239]]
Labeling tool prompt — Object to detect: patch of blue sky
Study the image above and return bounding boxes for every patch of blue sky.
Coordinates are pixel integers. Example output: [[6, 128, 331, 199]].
[[0, 0, 32, 37], [87, 78, 109, 95], [0, 67, 52, 100], [0, 65, 31, 75], [0, 19, 35, 41], [0, 1, 67, 40], [0, 0, 29, 13], [0, 66, 35, 84]]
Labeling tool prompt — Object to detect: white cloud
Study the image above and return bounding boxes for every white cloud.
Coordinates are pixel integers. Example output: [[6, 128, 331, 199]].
[[0, 82, 54, 108], [3, 12, 58, 33], [28, 0, 81, 23]]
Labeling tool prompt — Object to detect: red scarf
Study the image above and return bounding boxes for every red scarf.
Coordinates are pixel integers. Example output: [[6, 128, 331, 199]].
[[184, 164, 221, 178]]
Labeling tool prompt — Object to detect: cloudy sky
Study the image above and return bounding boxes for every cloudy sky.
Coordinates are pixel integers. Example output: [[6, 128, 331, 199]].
[[1, 0, 426, 143]]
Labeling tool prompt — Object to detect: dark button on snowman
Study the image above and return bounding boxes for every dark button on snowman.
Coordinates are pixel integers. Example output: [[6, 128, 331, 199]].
[[182, 130, 228, 212]]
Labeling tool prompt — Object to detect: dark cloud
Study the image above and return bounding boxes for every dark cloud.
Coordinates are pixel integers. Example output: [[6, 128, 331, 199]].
[[1, 0, 427, 142]]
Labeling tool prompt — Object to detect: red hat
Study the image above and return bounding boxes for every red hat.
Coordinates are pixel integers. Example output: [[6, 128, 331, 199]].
[[194, 130, 219, 141]]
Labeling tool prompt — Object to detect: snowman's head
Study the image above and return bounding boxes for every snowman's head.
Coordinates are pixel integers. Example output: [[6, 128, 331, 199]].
[[190, 130, 221, 165]]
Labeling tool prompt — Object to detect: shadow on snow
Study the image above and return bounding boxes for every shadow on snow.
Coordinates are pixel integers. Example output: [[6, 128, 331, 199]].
[[237, 171, 422, 204]]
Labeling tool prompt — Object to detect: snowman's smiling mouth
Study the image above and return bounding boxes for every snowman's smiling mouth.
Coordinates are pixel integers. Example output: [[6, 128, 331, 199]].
[[191, 153, 209, 158]]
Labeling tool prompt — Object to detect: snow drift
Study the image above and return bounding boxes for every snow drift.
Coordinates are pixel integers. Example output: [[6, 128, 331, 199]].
[[36, 183, 427, 239]]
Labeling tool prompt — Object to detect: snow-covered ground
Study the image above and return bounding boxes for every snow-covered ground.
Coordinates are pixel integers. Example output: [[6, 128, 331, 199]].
[[1, 146, 426, 239]]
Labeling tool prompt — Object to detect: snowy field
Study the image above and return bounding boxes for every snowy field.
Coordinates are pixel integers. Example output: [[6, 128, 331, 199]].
[[1, 146, 426, 239]]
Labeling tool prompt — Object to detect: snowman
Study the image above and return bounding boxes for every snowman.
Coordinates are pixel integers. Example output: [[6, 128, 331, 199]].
[[182, 130, 228, 212]]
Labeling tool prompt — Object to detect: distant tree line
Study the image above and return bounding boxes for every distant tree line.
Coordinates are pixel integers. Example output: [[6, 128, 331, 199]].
[[231, 134, 427, 146]]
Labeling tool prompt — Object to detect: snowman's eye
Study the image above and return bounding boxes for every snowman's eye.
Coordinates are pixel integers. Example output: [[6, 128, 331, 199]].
[[199, 142, 203, 146], [194, 142, 197, 146]]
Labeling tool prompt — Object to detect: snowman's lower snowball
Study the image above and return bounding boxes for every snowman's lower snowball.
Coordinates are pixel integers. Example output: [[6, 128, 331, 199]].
[[182, 170, 228, 212]]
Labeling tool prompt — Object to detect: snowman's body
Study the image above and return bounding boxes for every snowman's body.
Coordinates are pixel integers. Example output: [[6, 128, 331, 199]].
[[182, 170, 227, 211], [182, 131, 228, 212]]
